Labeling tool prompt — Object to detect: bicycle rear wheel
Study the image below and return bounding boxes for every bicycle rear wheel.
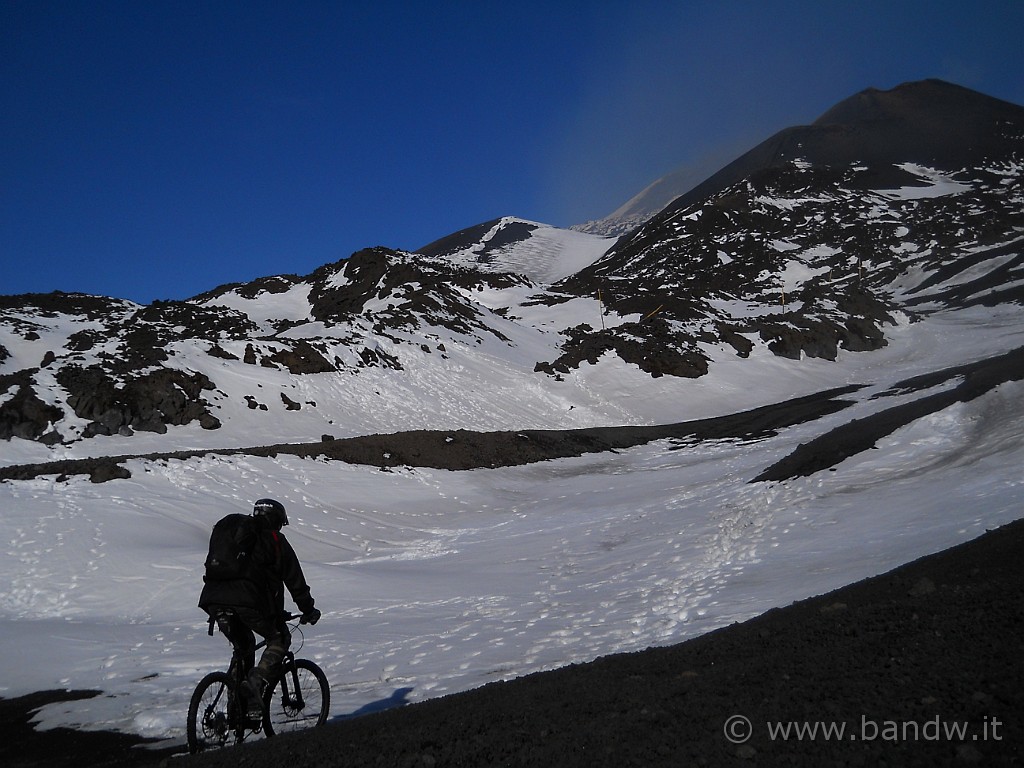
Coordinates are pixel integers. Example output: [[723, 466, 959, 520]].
[[263, 658, 330, 736], [187, 671, 235, 754]]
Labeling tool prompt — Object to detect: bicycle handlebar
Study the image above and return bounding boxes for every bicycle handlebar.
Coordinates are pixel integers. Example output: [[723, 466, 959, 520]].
[[206, 609, 312, 636]]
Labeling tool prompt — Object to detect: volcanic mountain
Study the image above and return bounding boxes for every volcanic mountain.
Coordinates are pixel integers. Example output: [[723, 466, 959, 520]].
[[552, 79, 1023, 377], [0, 79, 1021, 461]]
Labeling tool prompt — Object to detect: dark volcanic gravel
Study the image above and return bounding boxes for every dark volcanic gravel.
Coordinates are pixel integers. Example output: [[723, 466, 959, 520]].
[[0, 385, 862, 483], [5, 518, 1021, 768]]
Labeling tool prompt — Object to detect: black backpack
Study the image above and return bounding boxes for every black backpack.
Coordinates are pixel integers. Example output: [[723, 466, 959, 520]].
[[204, 514, 258, 581]]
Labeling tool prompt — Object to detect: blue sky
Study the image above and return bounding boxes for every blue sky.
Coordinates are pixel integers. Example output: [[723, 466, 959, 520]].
[[3, 1, 1023, 303]]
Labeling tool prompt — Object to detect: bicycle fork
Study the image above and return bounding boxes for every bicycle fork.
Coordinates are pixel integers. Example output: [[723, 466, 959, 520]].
[[274, 652, 306, 712]]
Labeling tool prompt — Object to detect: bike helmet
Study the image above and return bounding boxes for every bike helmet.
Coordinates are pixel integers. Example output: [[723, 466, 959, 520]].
[[253, 498, 289, 530]]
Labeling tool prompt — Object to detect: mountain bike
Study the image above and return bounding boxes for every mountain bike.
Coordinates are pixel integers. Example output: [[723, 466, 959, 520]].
[[187, 611, 330, 754]]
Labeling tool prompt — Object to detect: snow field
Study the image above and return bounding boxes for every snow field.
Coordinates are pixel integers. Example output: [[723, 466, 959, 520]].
[[2, 353, 1022, 746]]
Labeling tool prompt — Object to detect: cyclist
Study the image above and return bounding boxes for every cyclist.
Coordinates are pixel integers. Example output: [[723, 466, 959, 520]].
[[199, 498, 321, 717]]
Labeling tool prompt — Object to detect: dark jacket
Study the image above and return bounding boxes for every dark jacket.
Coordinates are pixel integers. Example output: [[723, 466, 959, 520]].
[[199, 516, 315, 618]]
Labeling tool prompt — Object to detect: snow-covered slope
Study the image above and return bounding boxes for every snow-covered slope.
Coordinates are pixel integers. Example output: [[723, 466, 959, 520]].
[[0, 239, 689, 464], [416, 216, 613, 283]]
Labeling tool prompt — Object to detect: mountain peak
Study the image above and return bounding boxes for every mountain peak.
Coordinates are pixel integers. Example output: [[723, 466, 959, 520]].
[[646, 79, 1024, 222], [813, 78, 1019, 127], [577, 80, 1024, 240]]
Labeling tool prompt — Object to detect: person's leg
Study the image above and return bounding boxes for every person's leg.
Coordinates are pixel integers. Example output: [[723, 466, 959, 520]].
[[234, 608, 291, 713], [254, 616, 290, 681], [209, 608, 256, 674]]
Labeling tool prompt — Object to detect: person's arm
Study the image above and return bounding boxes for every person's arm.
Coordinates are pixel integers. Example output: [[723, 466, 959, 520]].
[[277, 534, 316, 616]]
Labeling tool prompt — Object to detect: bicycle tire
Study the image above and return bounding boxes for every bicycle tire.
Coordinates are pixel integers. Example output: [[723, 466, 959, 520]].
[[263, 658, 330, 736], [187, 671, 236, 754]]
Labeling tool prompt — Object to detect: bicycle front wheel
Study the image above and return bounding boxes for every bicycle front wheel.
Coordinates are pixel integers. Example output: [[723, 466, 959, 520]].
[[263, 658, 330, 736], [187, 671, 236, 754]]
